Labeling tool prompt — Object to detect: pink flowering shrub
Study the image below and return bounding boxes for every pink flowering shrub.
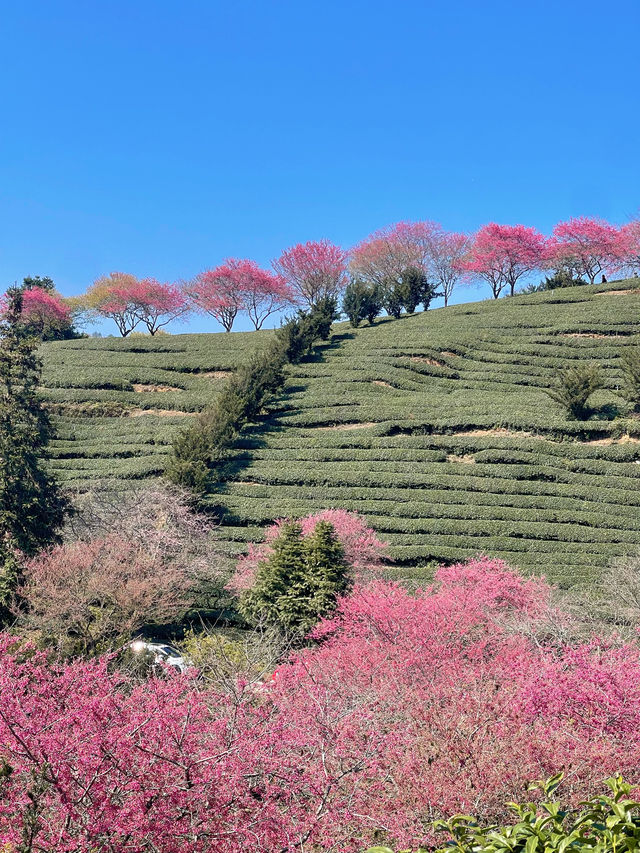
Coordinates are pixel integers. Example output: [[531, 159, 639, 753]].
[[228, 509, 388, 593], [3, 558, 640, 851]]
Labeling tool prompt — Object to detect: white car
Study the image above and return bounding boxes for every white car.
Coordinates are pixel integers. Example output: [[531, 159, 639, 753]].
[[129, 640, 190, 674]]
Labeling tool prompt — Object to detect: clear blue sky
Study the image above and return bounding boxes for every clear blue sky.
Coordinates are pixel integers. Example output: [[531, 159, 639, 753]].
[[1, 0, 639, 332]]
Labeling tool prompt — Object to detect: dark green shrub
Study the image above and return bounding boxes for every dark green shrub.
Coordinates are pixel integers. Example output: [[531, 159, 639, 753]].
[[620, 348, 640, 412], [343, 280, 370, 327], [342, 279, 382, 328], [398, 266, 440, 313], [365, 283, 384, 324], [240, 520, 351, 635], [519, 270, 587, 295], [397, 267, 426, 313], [166, 348, 285, 492], [545, 362, 603, 419], [382, 279, 404, 319], [542, 269, 588, 290], [343, 281, 382, 327], [382, 268, 441, 317], [0, 542, 20, 625]]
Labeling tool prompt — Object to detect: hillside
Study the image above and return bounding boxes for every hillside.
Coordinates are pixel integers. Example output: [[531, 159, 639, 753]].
[[42, 279, 640, 586]]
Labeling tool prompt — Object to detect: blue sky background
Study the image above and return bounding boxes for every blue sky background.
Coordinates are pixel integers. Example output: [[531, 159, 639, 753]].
[[1, 0, 638, 333]]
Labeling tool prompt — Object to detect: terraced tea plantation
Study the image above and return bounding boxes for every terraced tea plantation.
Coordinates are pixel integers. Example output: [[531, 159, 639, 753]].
[[42, 280, 640, 585], [42, 331, 271, 482]]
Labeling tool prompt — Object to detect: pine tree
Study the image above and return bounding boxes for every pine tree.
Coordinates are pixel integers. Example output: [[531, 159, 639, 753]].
[[240, 522, 308, 632], [240, 520, 352, 636], [0, 288, 68, 555], [303, 520, 352, 617], [398, 266, 427, 313], [0, 539, 20, 623]]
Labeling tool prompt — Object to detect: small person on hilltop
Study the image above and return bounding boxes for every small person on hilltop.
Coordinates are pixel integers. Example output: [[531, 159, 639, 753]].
[[602, 274, 607, 283]]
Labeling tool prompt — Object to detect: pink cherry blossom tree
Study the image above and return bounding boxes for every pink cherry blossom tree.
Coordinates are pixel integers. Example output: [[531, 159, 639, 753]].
[[273, 239, 348, 307], [84, 272, 142, 336], [429, 229, 471, 306], [19, 535, 195, 652], [350, 220, 440, 286], [545, 216, 624, 285], [130, 278, 189, 335], [18, 287, 73, 338], [5, 558, 640, 850], [463, 223, 545, 298], [619, 218, 640, 277], [187, 259, 295, 332], [186, 260, 248, 332], [233, 260, 295, 330]]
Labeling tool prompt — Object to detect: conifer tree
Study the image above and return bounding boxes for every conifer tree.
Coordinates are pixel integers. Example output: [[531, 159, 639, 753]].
[[0, 539, 20, 623], [303, 520, 351, 613], [0, 287, 68, 558], [240, 520, 351, 635]]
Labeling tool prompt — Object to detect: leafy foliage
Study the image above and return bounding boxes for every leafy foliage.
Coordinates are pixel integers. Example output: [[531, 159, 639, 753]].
[[382, 277, 405, 318], [343, 279, 380, 327], [429, 775, 640, 853], [541, 268, 588, 289], [0, 540, 20, 624], [545, 362, 604, 419]]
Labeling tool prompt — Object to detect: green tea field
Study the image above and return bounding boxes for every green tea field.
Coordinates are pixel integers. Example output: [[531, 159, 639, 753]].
[[42, 280, 640, 585], [41, 331, 271, 481]]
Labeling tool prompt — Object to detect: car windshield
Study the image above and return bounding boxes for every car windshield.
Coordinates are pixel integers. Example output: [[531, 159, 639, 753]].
[[159, 646, 178, 657]]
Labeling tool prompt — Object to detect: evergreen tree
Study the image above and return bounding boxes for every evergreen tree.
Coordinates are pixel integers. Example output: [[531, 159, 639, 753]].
[[240, 520, 351, 636], [398, 266, 442, 313], [342, 279, 369, 327], [382, 277, 404, 319], [303, 520, 352, 615], [0, 539, 20, 623], [398, 266, 427, 313], [364, 283, 383, 324], [0, 288, 68, 555], [240, 522, 308, 632], [342, 280, 382, 327], [22, 275, 55, 292]]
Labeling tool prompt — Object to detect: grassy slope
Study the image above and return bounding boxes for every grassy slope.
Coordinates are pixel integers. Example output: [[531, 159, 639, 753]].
[[42, 280, 640, 586]]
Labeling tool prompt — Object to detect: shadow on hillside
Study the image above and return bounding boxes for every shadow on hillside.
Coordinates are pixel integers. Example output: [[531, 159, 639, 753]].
[[203, 329, 354, 526], [591, 402, 623, 421]]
